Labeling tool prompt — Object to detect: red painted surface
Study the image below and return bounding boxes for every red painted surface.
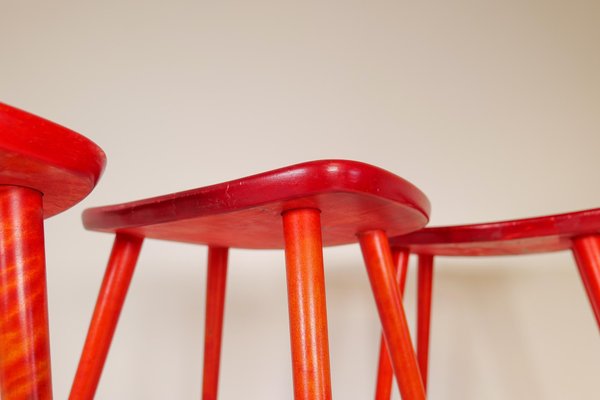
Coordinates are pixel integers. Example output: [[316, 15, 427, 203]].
[[0, 187, 52, 400], [390, 208, 600, 256], [359, 230, 425, 400], [0, 102, 105, 399], [0, 102, 106, 218], [82, 160, 430, 249], [283, 209, 332, 400], [375, 249, 409, 400], [76, 161, 429, 397], [416, 255, 434, 391], [70, 234, 143, 400], [202, 247, 229, 400], [572, 235, 600, 329], [389, 208, 600, 394]]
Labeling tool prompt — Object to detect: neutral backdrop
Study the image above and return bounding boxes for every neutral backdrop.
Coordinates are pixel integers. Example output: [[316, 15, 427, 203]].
[[1, 1, 599, 399]]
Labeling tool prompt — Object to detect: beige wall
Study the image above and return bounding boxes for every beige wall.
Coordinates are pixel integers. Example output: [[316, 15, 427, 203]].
[[1, 1, 599, 398]]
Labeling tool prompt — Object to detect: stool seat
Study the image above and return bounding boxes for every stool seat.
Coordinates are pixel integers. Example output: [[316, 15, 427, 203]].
[[82, 160, 430, 248], [390, 208, 600, 256], [0, 102, 105, 218]]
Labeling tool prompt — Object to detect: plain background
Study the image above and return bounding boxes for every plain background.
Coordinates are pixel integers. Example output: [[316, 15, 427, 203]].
[[1, 1, 599, 398]]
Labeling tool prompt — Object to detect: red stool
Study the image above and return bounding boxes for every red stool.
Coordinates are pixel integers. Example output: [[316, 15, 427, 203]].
[[374, 208, 600, 398], [69, 160, 430, 400], [0, 102, 105, 400]]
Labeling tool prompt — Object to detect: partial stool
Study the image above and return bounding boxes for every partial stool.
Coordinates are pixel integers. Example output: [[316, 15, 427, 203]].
[[0, 102, 105, 400], [374, 208, 600, 398]]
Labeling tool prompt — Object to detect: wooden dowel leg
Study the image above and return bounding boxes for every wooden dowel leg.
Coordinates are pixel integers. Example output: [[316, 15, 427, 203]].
[[359, 230, 425, 400], [572, 235, 600, 330], [374, 249, 410, 400], [69, 233, 143, 400], [416, 255, 434, 391], [282, 208, 332, 400], [0, 186, 52, 399], [202, 246, 229, 400]]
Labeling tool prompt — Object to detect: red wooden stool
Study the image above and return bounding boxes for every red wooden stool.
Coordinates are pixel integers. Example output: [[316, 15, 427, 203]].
[[69, 160, 430, 400], [0, 102, 105, 400], [373, 208, 600, 398]]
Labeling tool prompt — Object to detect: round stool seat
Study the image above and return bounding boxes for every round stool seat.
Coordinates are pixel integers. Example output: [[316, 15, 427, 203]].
[[0, 102, 106, 218], [390, 208, 600, 256]]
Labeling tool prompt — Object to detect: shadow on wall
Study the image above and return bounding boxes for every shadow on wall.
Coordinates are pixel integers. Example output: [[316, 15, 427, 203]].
[[430, 255, 595, 400]]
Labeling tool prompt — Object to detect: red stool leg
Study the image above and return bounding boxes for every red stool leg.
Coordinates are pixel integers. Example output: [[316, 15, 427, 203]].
[[359, 230, 425, 400], [0, 186, 52, 399], [282, 208, 332, 400], [374, 249, 410, 400], [572, 235, 600, 329], [69, 233, 143, 400], [202, 246, 229, 400], [416, 255, 434, 391]]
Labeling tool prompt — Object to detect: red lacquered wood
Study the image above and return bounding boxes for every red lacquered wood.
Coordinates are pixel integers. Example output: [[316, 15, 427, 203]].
[[572, 235, 600, 329], [390, 208, 600, 256], [69, 234, 143, 400], [374, 248, 409, 400], [82, 160, 430, 249], [78, 161, 429, 396], [416, 255, 434, 391], [0, 102, 105, 218], [359, 230, 425, 400], [202, 247, 229, 400], [0, 186, 52, 400], [283, 209, 332, 400]]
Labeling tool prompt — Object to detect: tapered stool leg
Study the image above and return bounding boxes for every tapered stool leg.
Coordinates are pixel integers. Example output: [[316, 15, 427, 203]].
[[374, 249, 409, 400], [416, 255, 434, 391], [0, 186, 52, 400], [572, 235, 600, 329], [282, 208, 332, 400], [202, 247, 229, 400], [70, 233, 143, 400], [359, 230, 425, 400]]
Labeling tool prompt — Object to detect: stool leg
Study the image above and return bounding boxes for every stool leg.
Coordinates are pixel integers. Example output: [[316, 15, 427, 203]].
[[416, 255, 434, 391], [374, 249, 409, 400], [572, 235, 600, 329], [202, 246, 229, 400], [282, 208, 332, 400], [0, 186, 52, 399], [69, 233, 143, 400], [359, 230, 425, 400]]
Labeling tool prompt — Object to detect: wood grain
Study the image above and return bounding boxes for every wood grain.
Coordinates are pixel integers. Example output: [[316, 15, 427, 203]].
[[0, 186, 52, 400], [82, 160, 429, 249], [283, 209, 332, 400], [0, 102, 105, 218], [359, 230, 425, 400], [374, 249, 409, 400], [70, 234, 143, 400]]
